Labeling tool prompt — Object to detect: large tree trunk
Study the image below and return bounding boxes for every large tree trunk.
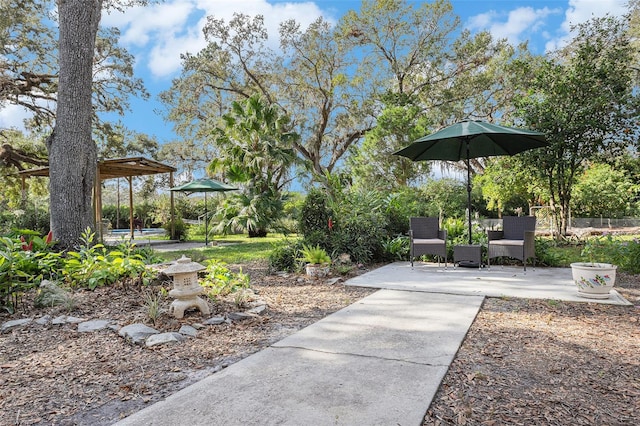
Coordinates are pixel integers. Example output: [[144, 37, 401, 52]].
[[47, 0, 102, 248]]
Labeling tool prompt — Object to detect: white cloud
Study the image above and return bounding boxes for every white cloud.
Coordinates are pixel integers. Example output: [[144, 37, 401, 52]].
[[103, 0, 195, 46], [0, 104, 31, 131], [103, 0, 333, 79], [468, 6, 561, 47], [545, 0, 628, 52]]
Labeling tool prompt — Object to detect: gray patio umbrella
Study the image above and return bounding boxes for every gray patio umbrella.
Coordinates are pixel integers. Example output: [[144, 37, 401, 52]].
[[170, 178, 238, 246], [393, 120, 547, 244]]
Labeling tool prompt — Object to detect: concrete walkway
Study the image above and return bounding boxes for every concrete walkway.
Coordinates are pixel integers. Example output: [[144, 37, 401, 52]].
[[114, 263, 630, 426]]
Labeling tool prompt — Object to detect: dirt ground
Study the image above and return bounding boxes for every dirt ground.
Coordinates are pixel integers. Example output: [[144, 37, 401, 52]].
[[423, 273, 640, 426], [1, 262, 639, 426]]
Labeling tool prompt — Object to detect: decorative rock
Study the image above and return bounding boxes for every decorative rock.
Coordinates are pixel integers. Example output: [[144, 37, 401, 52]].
[[326, 277, 342, 285], [51, 316, 65, 325], [35, 315, 52, 325], [191, 323, 205, 330], [119, 323, 160, 345], [146, 332, 185, 347], [247, 305, 267, 316], [78, 319, 113, 332], [33, 280, 72, 308], [227, 312, 256, 321], [1, 318, 32, 333], [179, 325, 198, 337], [52, 315, 86, 325], [203, 316, 225, 326]]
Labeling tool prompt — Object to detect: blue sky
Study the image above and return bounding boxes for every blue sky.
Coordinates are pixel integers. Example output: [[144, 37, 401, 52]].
[[0, 0, 630, 148]]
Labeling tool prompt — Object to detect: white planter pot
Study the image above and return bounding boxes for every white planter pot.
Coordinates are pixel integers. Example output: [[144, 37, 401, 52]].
[[570, 262, 617, 299], [305, 263, 330, 278]]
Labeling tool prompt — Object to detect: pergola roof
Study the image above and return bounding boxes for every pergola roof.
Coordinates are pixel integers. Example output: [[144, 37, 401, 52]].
[[18, 156, 177, 241], [17, 156, 176, 180]]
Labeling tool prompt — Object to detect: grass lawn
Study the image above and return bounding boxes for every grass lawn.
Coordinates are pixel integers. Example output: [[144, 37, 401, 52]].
[[154, 233, 297, 264], [151, 233, 639, 269]]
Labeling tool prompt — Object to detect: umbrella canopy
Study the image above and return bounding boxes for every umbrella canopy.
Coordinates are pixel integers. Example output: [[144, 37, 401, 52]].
[[170, 178, 238, 246], [394, 120, 547, 245], [170, 178, 238, 193]]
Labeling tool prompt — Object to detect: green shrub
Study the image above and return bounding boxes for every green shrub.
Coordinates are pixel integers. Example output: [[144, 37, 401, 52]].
[[382, 189, 431, 236], [581, 234, 640, 274], [328, 211, 387, 264], [200, 260, 250, 300], [0, 231, 61, 312], [443, 217, 465, 240], [299, 189, 333, 239], [3, 205, 50, 235], [132, 245, 165, 264], [268, 239, 303, 272], [164, 218, 187, 241], [62, 228, 153, 290], [101, 205, 131, 229], [301, 229, 331, 251], [1, 228, 165, 311], [534, 237, 566, 267], [382, 235, 410, 261]]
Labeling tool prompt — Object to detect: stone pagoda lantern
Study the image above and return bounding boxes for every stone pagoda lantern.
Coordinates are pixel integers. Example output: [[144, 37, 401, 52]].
[[164, 255, 210, 319]]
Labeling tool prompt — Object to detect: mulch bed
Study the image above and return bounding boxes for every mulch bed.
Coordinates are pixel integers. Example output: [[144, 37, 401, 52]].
[[1, 262, 639, 425], [0, 263, 375, 425], [424, 273, 640, 425]]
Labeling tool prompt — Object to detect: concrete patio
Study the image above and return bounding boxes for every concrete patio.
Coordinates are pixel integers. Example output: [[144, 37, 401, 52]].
[[346, 262, 631, 306]]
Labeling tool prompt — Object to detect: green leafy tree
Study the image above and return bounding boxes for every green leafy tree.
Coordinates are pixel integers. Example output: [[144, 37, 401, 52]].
[[156, 139, 214, 180], [0, 130, 49, 208], [1, 0, 152, 248], [348, 93, 432, 190], [1, 0, 148, 131], [0, 0, 57, 124], [572, 163, 637, 218], [422, 178, 468, 221], [516, 15, 640, 236], [475, 157, 546, 217], [162, 12, 375, 186], [342, 0, 538, 188], [210, 95, 298, 237], [627, 0, 640, 84]]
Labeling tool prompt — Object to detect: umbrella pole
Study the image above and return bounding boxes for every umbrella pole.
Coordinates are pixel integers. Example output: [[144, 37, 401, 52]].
[[204, 192, 208, 247], [466, 140, 473, 245]]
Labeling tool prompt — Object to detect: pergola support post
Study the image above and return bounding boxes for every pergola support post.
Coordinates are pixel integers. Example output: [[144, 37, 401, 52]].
[[170, 171, 175, 240], [95, 165, 103, 241], [128, 176, 134, 240]]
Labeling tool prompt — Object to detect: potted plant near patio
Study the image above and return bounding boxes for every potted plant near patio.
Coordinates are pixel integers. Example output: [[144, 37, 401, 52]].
[[299, 244, 331, 278], [570, 236, 617, 299]]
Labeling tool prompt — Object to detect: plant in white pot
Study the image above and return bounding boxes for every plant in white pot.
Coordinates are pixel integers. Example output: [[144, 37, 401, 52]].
[[299, 244, 331, 278], [571, 235, 617, 299]]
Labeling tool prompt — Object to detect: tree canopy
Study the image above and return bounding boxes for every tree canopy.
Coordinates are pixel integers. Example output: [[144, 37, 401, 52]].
[[516, 15, 640, 235]]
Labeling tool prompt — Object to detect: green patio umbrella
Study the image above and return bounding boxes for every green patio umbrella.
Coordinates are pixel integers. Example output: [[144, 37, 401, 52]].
[[170, 178, 238, 246], [394, 120, 547, 244]]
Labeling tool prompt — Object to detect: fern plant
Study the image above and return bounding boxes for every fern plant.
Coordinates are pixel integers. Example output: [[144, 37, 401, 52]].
[[298, 244, 331, 265]]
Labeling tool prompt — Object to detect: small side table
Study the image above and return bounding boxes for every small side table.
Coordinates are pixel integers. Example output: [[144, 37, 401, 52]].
[[454, 244, 482, 268]]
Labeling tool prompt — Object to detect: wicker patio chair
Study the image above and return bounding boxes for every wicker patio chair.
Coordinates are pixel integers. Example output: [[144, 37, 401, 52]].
[[487, 216, 536, 271], [409, 217, 447, 267]]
